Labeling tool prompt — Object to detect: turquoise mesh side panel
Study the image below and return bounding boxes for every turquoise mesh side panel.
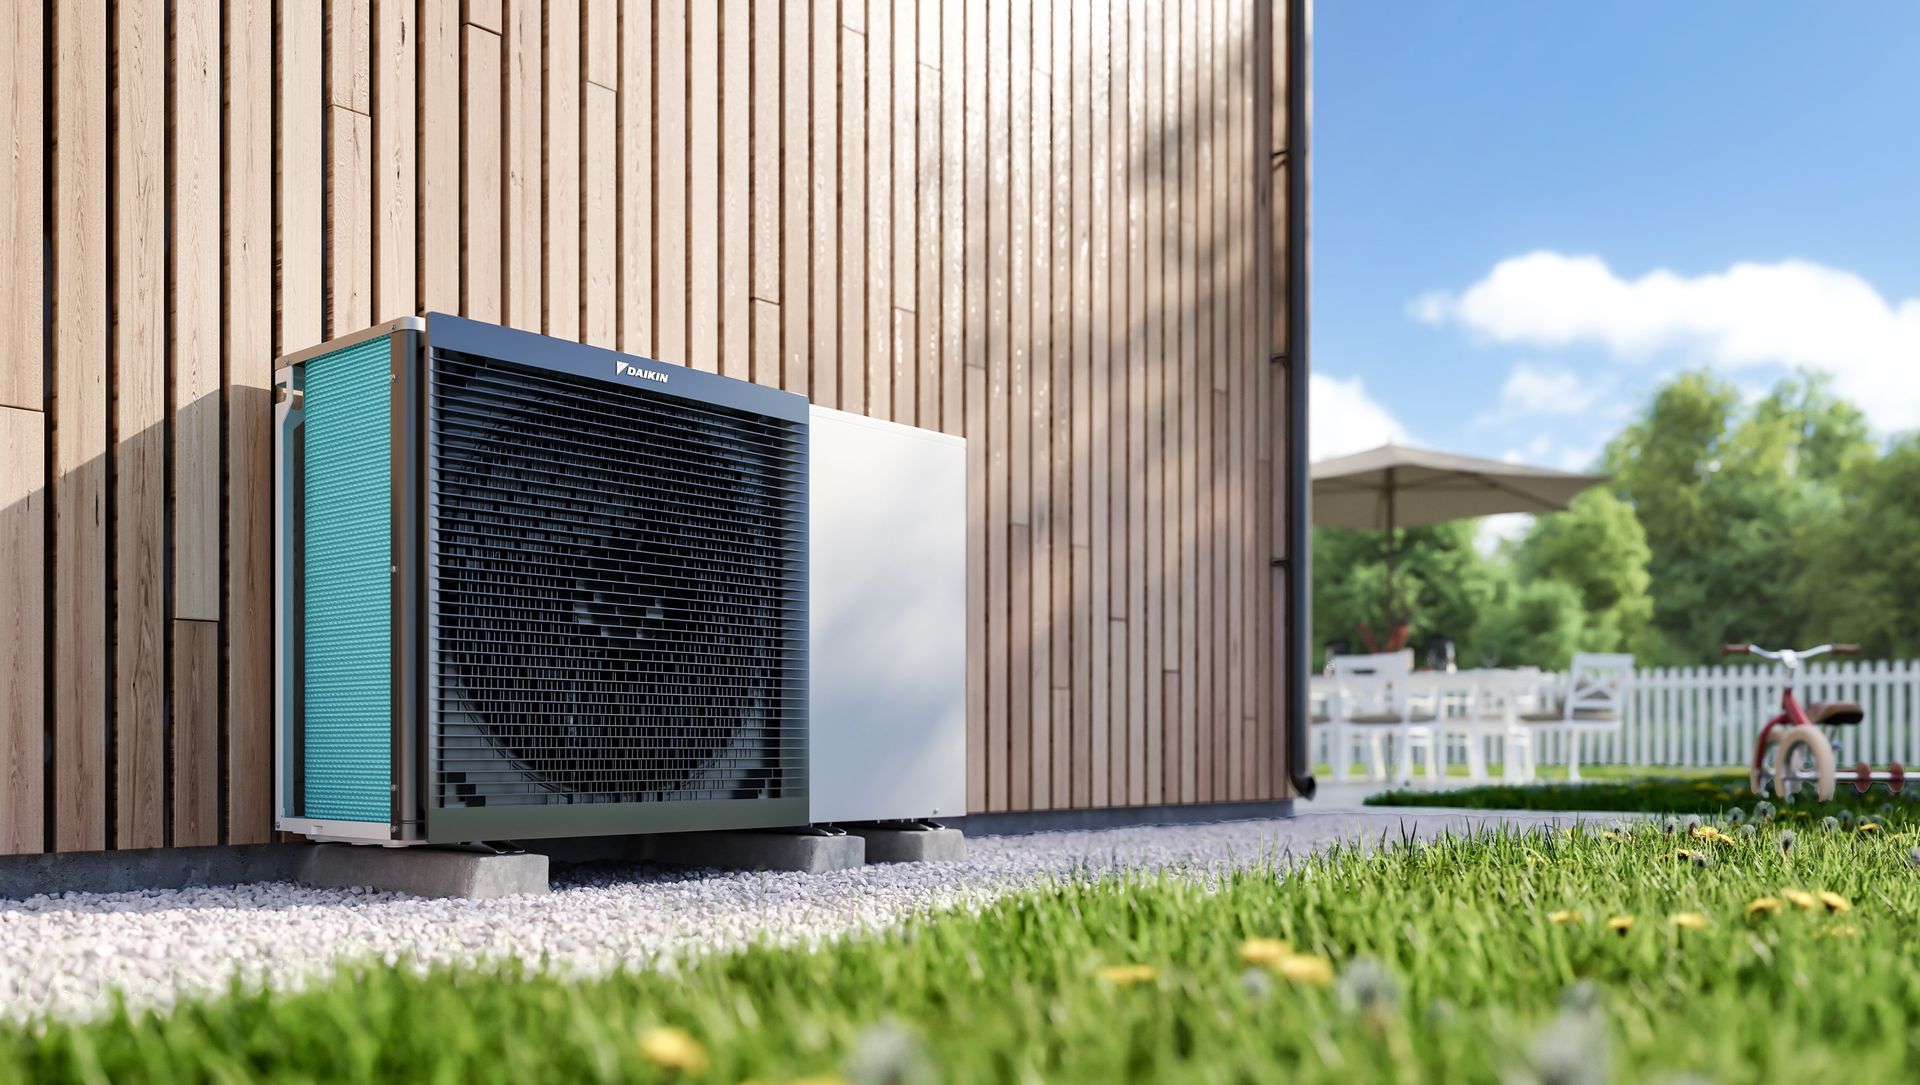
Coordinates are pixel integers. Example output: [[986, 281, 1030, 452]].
[[301, 335, 393, 824]]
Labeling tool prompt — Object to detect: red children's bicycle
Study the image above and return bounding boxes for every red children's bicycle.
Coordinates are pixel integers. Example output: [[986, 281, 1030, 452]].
[[1726, 641, 1893, 802]]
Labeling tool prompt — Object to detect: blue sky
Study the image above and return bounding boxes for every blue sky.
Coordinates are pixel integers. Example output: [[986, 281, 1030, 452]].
[[1311, 1, 1920, 471]]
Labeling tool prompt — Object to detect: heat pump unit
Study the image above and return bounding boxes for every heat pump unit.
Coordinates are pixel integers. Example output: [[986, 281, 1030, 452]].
[[275, 315, 809, 844], [808, 408, 967, 824]]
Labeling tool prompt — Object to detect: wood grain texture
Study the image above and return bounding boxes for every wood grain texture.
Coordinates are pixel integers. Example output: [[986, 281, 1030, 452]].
[[655, 0, 688, 363], [718, 0, 749, 378], [779, 0, 809, 395], [224, 0, 275, 846], [584, 82, 618, 347], [0, 407, 44, 853], [114, 0, 167, 851], [174, 0, 221, 621], [505, 0, 543, 330], [807, 0, 836, 407], [53, 0, 108, 853], [0, 3, 41, 412], [618, 0, 653, 355], [276, 0, 324, 350], [327, 105, 374, 335], [840, 25, 866, 413], [686, 1, 719, 371], [461, 25, 502, 322], [374, 0, 418, 323], [544, 1, 580, 340], [864, 0, 892, 421], [170, 620, 219, 847], [420, 0, 461, 312]]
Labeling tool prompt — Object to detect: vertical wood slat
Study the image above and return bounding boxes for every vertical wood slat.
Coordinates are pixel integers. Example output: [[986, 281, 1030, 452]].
[[327, 1, 374, 337], [545, 0, 582, 340], [0, 407, 44, 853], [504, 0, 543, 330], [895, 0, 920, 425], [460, 24, 502, 322], [685, 1, 719, 371], [0, 16, 37, 829], [53, 0, 109, 853], [750, 0, 781, 386], [865, 0, 891, 421], [619, 0, 653, 356], [174, 0, 221, 625], [1051, 0, 1074, 809], [841, 18, 867, 414], [277, 0, 324, 352], [807, 0, 836, 407], [170, 620, 219, 846], [225, 0, 275, 845], [373, 0, 417, 322], [420, 0, 461, 312], [114, 0, 167, 850], [779, 0, 810, 397], [718, 0, 749, 378], [584, 81, 618, 347], [655, 0, 688, 364]]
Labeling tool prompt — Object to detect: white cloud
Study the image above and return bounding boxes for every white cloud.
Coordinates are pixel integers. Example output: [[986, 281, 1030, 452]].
[[1416, 251, 1920, 431], [1475, 513, 1534, 556], [1498, 362, 1604, 417], [1309, 372, 1409, 461]]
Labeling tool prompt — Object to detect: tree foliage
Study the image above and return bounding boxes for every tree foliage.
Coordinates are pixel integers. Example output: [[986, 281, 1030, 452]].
[[1312, 369, 1909, 670]]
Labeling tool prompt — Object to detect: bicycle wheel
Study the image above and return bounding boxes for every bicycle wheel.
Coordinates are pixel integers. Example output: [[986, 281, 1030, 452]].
[[1774, 724, 1836, 803]]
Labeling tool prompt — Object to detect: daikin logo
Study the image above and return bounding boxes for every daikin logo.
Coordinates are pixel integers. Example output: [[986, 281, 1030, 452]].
[[614, 360, 670, 386]]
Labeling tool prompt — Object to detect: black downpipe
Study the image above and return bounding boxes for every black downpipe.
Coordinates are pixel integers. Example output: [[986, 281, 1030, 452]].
[[1283, 0, 1316, 800]]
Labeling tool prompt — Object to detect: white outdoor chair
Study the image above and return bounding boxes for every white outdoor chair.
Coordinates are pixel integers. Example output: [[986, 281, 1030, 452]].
[[1327, 653, 1438, 785], [1474, 670, 1540, 782], [1519, 653, 1634, 782], [1426, 670, 1490, 782]]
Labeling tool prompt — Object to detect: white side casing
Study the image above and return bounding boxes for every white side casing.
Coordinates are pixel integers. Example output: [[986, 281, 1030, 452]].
[[808, 406, 968, 824]]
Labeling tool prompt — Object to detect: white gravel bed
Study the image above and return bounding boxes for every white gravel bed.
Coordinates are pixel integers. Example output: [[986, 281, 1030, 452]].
[[0, 808, 1597, 1024]]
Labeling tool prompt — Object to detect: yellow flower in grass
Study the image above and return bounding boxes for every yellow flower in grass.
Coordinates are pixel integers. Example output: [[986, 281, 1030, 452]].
[[1607, 915, 1636, 934], [1746, 896, 1784, 917], [1274, 953, 1335, 986], [1858, 822, 1882, 834], [791, 1076, 853, 1085], [1669, 912, 1710, 931], [1781, 889, 1816, 910], [638, 1026, 711, 1075], [1548, 910, 1583, 926], [1690, 825, 1720, 841], [1239, 938, 1292, 968], [1818, 890, 1852, 914], [1823, 924, 1861, 940], [1601, 830, 1622, 841], [1097, 964, 1158, 987]]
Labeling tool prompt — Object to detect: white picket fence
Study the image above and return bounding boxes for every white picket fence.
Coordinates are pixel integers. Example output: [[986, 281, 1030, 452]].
[[1531, 658, 1920, 770]]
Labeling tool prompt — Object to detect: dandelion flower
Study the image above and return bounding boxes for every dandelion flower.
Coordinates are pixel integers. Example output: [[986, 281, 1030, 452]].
[[1818, 890, 1852, 913], [845, 1019, 933, 1085], [1859, 821, 1883, 834], [1662, 818, 1680, 837], [1755, 800, 1777, 822], [1779, 831, 1798, 854], [1240, 967, 1276, 1001], [1683, 814, 1703, 832], [1690, 825, 1720, 841], [1822, 817, 1841, 832], [638, 1026, 711, 1075], [1334, 957, 1399, 1015], [1782, 889, 1817, 910], [1746, 896, 1783, 917], [1669, 912, 1709, 930], [1824, 924, 1861, 940], [1239, 938, 1292, 968], [1276, 954, 1335, 986], [1607, 915, 1635, 934], [1601, 830, 1622, 842], [1838, 810, 1856, 829], [1727, 807, 1747, 826], [1907, 847, 1920, 870], [1097, 964, 1158, 987], [1548, 910, 1583, 925], [1739, 823, 1758, 840]]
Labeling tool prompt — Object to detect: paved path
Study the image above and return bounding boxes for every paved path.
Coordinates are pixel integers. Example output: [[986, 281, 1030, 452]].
[[0, 807, 1608, 1024]]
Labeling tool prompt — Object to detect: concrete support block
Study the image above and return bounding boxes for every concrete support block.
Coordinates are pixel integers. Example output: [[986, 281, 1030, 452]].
[[639, 830, 865, 874], [846, 826, 968, 863], [297, 845, 550, 900]]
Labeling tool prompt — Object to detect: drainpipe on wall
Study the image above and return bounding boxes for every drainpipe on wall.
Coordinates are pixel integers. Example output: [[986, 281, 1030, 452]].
[[1282, 0, 1317, 800]]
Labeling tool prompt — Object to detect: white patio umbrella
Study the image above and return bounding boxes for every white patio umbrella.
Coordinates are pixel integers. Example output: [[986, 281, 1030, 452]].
[[1310, 442, 1607, 625]]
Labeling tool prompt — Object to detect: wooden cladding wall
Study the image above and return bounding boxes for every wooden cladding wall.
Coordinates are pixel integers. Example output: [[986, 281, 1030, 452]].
[[0, 0, 1297, 854]]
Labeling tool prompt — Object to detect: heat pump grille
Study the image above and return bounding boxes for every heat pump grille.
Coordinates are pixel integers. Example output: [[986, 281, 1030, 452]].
[[428, 350, 807, 808]]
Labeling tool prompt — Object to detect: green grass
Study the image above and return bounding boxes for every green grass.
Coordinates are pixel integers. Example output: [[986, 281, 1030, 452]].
[[7, 818, 1920, 1083], [1317, 761, 1730, 782], [1365, 772, 1920, 820]]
